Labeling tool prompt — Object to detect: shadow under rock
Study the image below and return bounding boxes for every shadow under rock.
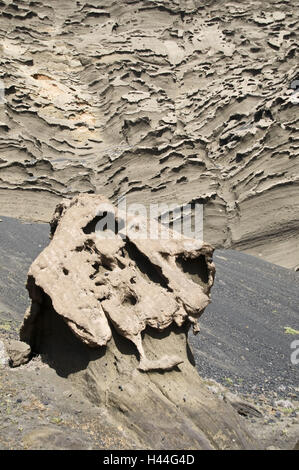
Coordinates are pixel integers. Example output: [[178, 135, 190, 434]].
[[141, 322, 196, 367], [26, 292, 196, 378], [30, 294, 106, 377]]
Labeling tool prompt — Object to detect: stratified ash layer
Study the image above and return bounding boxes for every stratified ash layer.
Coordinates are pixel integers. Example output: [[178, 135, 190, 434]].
[[0, 0, 298, 268]]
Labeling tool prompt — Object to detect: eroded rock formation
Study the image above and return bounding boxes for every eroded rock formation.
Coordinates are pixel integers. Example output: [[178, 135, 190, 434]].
[[19, 194, 257, 449], [0, 0, 298, 269], [21, 194, 215, 371]]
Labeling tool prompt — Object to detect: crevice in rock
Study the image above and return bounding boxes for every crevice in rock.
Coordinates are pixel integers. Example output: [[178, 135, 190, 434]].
[[122, 291, 138, 306], [82, 212, 124, 235], [124, 240, 172, 292], [175, 254, 209, 289]]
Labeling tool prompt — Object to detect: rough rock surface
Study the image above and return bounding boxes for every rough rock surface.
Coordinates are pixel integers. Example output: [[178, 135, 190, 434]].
[[19, 194, 257, 449], [5, 339, 31, 367], [0, 0, 298, 269], [21, 193, 215, 371], [21, 301, 257, 449]]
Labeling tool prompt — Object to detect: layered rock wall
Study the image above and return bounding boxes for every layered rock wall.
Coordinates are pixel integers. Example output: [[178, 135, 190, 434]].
[[0, 0, 298, 268]]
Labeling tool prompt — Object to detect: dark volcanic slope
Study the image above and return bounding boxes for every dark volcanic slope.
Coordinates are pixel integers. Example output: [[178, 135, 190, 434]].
[[0, 0, 298, 268], [0, 216, 48, 326], [0, 217, 298, 396], [189, 249, 299, 397]]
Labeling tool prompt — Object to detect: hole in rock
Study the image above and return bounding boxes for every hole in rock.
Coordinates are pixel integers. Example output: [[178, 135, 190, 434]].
[[32, 73, 52, 80], [124, 241, 172, 292], [6, 85, 16, 95], [175, 255, 209, 289], [116, 258, 126, 269], [83, 213, 124, 235], [122, 292, 138, 306], [90, 262, 101, 280], [219, 134, 240, 147], [50, 204, 64, 237], [90, 258, 113, 279]]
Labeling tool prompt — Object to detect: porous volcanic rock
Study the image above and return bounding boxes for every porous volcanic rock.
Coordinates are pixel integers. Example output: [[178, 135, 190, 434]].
[[21, 193, 215, 371], [20, 194, 257, 449], [5, 339, 31, 367]]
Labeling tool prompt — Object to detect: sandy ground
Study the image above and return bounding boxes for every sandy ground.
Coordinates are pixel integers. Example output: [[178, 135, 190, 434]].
[[0, 356, 135, 450]]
